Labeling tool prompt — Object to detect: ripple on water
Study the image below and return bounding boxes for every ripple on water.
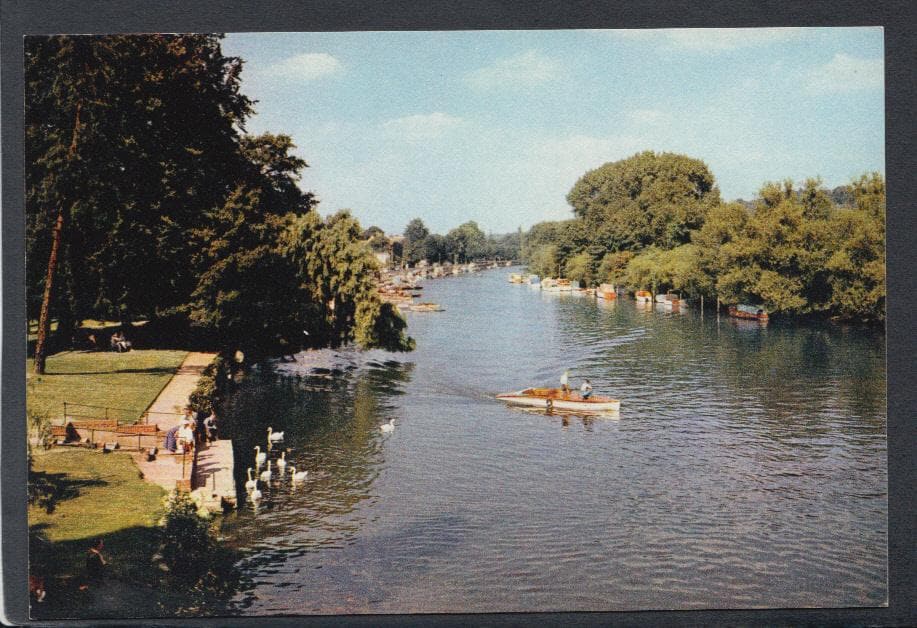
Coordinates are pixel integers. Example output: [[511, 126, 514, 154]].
[[221, 268, 887, 615]]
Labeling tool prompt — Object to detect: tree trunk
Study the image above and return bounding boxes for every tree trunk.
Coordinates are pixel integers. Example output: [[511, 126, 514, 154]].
[[34, 212, 64, 374], [33, 100, 82, 375]]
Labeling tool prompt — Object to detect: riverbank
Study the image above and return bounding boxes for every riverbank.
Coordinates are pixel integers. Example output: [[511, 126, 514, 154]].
[[27, 349, 227, 617]]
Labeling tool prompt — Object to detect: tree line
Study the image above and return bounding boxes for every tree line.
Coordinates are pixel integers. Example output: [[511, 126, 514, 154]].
[[27, 34, 414, 374], [523, 151, 885, 322], [363, 219, 521, 267]]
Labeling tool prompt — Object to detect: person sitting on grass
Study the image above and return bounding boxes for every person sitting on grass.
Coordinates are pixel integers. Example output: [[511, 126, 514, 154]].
[[110, 331, 131, 353]]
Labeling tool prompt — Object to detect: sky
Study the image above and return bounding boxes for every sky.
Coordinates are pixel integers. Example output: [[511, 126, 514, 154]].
[[222, 28, 884, 235]]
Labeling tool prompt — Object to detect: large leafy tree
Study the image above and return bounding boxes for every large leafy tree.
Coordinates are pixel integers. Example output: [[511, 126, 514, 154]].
[[26, 34, 253, 372], [445, 221, 489, 263], [27, 34, 414, 370], [567, 151, 720, 251]]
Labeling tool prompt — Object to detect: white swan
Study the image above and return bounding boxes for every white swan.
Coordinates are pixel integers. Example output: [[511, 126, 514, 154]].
[[276, 451, 287, 472], [254, 445, 266, 467], [245, 467, 257, 491], [291, 466, 308, 482], [250, 479, 262, 503], [267, 427, 285, 442], [259, 459, 272, 482], [380, 418, 395, 433]]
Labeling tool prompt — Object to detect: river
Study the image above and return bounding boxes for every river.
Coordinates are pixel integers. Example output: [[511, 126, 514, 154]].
[[217, 267, 887, 614]]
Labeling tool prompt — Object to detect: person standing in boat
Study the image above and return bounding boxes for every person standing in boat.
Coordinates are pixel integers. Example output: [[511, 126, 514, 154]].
[[560, 369, 570, 395], [580, 379, 593, 399]]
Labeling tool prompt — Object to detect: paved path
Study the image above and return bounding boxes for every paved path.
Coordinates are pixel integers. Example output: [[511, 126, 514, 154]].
[[132, 352, 217, 495], [193, 439, 236, 512], [144, 351, 217, 420]]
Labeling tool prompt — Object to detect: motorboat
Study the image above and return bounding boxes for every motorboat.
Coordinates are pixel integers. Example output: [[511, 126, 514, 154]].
[[496, 388, 621, 412]]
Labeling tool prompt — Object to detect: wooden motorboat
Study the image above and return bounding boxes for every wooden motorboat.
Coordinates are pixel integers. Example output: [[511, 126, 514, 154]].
[[635, 290, 652, 303], [497, 388, 621, 412]]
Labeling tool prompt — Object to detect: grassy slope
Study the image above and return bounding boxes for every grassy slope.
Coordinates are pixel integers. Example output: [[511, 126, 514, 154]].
[[27, 350, 188, 423], [26, 349, 187, 616]]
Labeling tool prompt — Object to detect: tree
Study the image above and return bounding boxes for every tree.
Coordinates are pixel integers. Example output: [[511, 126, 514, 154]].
[[564, 252, 596, 287], [445, 221, 488, 263], [567, 151, 720, 251], [824, 173, 885, 322], [597, 251, 635, 285], [403, 218, 430, 265], [26, 35, 254, 371], [527, 244, 560, 279]]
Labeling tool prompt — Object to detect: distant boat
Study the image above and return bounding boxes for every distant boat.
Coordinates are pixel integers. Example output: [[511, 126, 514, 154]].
[[597, 283, 617, 300], [635, 290, 653, 303], [728, 304, 769, 321], [528, 275, 541, 285], [509, 273, 525, 283], [409, 302, 445, 312], [655, 293, 681, 307], [497, 388, 621, 412]]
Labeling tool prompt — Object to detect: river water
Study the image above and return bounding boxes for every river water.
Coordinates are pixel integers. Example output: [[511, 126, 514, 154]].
[[217, 267, 887, 614]]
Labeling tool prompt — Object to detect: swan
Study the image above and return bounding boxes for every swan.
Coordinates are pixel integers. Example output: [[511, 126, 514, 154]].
[[245, 467, 257, 491], [291, 466, 308, 482], [259, 459, 272, 482], [250, 479, 262, 503], [254, 445, 267, 467], [276, 451, 287, 472], [267, 427, 285, 442], [380, 418, 395, 433]]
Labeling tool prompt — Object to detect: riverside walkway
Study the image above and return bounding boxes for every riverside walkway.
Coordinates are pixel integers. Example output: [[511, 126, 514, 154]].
[[132, 352, 219, 495]]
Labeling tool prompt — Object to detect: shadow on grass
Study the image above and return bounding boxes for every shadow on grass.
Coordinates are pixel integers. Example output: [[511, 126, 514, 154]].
[[29, 472, 108, 514], [29, 523, 244, 620], [41, 367, 179, 376]]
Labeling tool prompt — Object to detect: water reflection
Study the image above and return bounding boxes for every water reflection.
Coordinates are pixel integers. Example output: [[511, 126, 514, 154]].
[[216, 269, 885, 615]]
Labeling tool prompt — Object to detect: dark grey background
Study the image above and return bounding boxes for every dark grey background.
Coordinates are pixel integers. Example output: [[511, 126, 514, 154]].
[[3, 1, 914, 625]]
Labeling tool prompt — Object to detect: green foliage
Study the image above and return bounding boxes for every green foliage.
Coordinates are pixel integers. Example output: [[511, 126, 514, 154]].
[[403, 218, 431, 265], [564, 252, 595, 287], [597, 251, 635, 285], [567, 151, 720, 251], [187, 357, 225, 416], [527, 244, 560, 279], [29, 410, 54, 450], [27, 34, 414, 360], [445, 221, 489, 263]]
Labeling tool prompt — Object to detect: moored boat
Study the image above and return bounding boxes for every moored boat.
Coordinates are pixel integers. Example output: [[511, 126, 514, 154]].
[[728, 304, 769, 321], [497, 388, 621, 412], [509, 273, 525, 283], [635, 290, 652, 303], [597, 283, 617, 300]]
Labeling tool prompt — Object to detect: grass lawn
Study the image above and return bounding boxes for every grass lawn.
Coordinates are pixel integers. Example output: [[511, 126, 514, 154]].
[[27, 349, 188, 424], [29, 448, 166, 608]]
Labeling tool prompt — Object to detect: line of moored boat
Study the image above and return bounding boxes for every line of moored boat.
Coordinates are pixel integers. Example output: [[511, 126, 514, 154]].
[[509, 273, 769, 321]]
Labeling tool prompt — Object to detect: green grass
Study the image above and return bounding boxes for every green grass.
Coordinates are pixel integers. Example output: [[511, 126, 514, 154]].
[[29, 449, 166, 600], [27, 349, 188, 424], [30, 449, 165, 544]]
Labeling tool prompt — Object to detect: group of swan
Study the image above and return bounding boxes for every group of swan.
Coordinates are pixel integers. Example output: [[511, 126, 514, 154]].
[[248, 421, 393, 504], [246, 462, 307, 503]]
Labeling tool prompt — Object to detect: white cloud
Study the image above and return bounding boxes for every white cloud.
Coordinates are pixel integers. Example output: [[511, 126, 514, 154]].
[[465, 50, 561, 89], [265, 52, 343, 81], [599, 27, 804, 52], [628, 108, 670, 125], [382, 112, 463, 141], [804, 53, 883, 94]]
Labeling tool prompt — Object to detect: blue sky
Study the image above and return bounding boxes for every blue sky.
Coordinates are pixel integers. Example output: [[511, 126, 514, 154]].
[[222, 28, 884, 234]]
